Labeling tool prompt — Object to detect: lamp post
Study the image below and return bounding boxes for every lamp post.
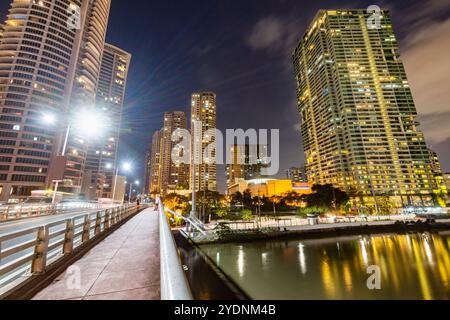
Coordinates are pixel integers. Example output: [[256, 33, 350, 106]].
[[52, 122, 71, 204], [43, 110, 107, 204]]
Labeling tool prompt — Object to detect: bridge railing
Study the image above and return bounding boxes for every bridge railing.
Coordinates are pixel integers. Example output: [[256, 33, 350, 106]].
[[0, 203, 139, 297], [157, 198, 192, 300], [0, 203, 104, 221]]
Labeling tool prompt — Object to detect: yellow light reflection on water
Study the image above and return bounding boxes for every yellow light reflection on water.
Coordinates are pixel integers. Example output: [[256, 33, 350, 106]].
[[201, 232, 450, 300], [298, 243, 307, 275]]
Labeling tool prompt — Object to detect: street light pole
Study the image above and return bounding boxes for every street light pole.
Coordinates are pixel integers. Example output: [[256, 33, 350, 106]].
[[190, 120, 199, 220], [128, 182, 133, 204], [52, 123, 71, 204], [111, 167, 119, 204], [191, 161, 196, 219]]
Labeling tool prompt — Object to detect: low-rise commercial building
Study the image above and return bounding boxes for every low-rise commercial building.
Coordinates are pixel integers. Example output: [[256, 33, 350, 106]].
[[227, 179, 312, 198]]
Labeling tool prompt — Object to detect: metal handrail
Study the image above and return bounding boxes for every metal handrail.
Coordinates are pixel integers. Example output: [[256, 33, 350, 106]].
[[165, 208, 207, 236], [0, 203, 104, 221], [0, 203, 139, 295], [158, 198, 193, 300]]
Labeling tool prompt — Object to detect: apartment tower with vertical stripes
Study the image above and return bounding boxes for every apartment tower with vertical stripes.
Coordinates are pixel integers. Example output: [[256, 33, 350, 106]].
[[293, 9, 444, 208]]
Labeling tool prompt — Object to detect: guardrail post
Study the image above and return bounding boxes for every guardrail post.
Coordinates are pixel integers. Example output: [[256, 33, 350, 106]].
[[82, 215, 91, 243], [16, 207, 21, 219], [104, 209, 110, 230], [95, 211, 102, 235], [31, 226, 49, 273], [118, 207, 123, 222], [63, 219, 74, 254], [111, 208, 116, 225]]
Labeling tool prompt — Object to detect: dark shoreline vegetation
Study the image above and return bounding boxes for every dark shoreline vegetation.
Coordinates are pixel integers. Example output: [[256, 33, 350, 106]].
[[197, 220, 450, 245]]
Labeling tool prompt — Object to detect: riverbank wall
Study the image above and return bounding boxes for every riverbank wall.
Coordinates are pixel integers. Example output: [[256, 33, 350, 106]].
[[193, 220, 450, 245]]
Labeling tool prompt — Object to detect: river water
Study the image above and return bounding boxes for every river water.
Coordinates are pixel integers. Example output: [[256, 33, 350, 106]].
[[200, 232, 450, 300]]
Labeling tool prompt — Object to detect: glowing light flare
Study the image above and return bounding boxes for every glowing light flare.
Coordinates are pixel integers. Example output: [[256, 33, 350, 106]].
[[73, 109, 108, 139]]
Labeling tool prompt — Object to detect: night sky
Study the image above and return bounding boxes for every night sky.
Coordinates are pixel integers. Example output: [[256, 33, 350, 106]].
[[1, 0, 449, 193]]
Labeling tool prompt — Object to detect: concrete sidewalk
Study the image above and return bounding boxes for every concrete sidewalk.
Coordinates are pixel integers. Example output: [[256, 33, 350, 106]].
[[33, 208, 160, 300]]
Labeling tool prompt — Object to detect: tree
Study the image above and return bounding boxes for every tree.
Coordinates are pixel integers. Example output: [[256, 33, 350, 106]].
[[242, 189, 253, 208], [230, 191, 243, 207], [215, 208, 229, 218], [297, 206, 327, 217], [163, 193, 190, 214], [195, 190, 223, 222], [241, 209, 253, 221], [302, 184, 349, 210], [282, 191, 304, 207]]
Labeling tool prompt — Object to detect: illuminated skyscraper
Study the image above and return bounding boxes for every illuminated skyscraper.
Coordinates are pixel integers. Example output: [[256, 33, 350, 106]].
[[293, 9, 441, 207], [160, 112, 189, 195], [61, 0, 111, 193], [0, 0, 111, 201], [226, 144, 268, 188], [0, 24, 4, 43], [287, 166, 308, 183], [85, 43, 131, 199], [149, 129, 162, 195], [143, 149, 151, 195], [191, 92, 217, 192]]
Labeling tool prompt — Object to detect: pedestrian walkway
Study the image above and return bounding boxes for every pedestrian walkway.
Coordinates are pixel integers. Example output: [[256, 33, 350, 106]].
[[33, 208, 160, 300]]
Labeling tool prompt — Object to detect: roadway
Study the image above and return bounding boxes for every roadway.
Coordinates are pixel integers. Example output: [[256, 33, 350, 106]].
[[0, 205, 120, 290], [0, 207, 114, 235]]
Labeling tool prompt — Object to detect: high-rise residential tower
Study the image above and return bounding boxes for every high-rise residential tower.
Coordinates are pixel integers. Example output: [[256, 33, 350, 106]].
[[0, 24, 4, 43], [191, 92, 217, 192], [293, 9, 442, 207], [59, 0, 111, 193], [160, 112, 189, 195], [85, 43, 131, 199], [149, 129, 162, 195], [143, 149, 151, 195], [226, 144, 268, 188], [0, 0, 111, 201], [287, 166, 308, 183]]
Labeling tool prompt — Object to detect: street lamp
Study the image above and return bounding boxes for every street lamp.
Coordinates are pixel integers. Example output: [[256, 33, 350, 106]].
[[43, 109, 107, 204]]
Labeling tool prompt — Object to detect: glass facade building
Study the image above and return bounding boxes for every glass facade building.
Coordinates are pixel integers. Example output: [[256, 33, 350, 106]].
[[159, 111, 189, 195], [85, 43, 131, 199], [293, 9, 444, 207], [191, 92, 217, 192]]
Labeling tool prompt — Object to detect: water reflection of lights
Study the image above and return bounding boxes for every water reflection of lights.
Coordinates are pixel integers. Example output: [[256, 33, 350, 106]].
[[238, 246, 245, 278], [262, 252, 269, 271], [216, 252, 221, 266], [405, 234, 413, 251], [359, 239, 369, 266], [199, 233, 450, 299], [298, 243, 307, 275], [422, 234, 434, 266]]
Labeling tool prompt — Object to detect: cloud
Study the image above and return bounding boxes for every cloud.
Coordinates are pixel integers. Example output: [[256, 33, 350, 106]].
[[418, 112, 450, 145], [401, 18, 450, 143], [396, 0, 450, 29], [247, 16, 286, 51]]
